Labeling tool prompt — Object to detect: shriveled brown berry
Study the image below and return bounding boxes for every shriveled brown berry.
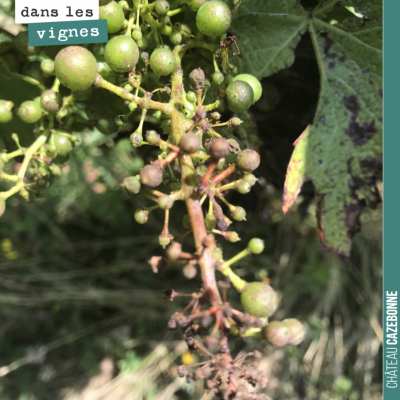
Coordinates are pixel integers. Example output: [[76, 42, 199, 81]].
[[179, 132, 201, 154], [189, 68, 205, 91], [209, 138, 230, 160], [284, 318, 305, 345], [263, 321, 290, 347], [235, 149, 260, 172], [166, 242, 182, 260], [140, 164, 163, 187]]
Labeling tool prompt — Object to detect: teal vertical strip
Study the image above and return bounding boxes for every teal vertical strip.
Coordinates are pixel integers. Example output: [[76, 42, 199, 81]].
[[384, 2, 400, 399], [28, 20, 108, 46]]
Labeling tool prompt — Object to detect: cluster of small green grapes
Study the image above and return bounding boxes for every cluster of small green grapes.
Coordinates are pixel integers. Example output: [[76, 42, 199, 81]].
[[0, 1, 305, 399]]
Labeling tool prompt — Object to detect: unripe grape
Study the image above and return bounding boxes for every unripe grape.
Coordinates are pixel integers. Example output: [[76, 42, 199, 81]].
[[38, 166, 48, 176], [196, 1, 231, 37], [159, 235, 171, 247], [212, 247, 223, 260], [132, 29, 143, 41], [134, 208, 149, 224], [97, 60, 116, 81], [209, 138, 230, 160], [189, 68, 205, 91], [0, 197, 5, 218], [99, 1, 125, 33], [248, 238, 264, 254], [122, 176, 141, 195], [213, 72, 224, 85], [14, 31, 41, 56], [166, 242, 182, 260], [232, 206, 246, 221], [205, 214, 217, 230], [231, 117, 242, 126], [40, 90, 61, 114], [18, 101, 42, 124], [182, 214, 191, 230], [186, 91, 196, 103], [0, 100, 14, 123], [229, 231, 240, 243], [232, 74, 262, 103], [187, 0, 208, 12], [55, 46, 97, 91], [179, 133, 201, 154], [225, 80, 254, 113], [137, 37, 149, 50], [183, 109, 194, 119], [160, 15, 171, 25], [240, 282, 278, 318], [140, 164, 163, 187], [97, 116, 117, 135], [183, 264, 197, 279], [150, 48, 176, 76], [49, 164, 61, 176], [243, 173, 257, 186], [158, 195, 174, 210], [130, 131, 143, 148], [104, 35, 140, 73], [146, 130, 161, 145], [53, 132, 74, 156], [170, 31, 183, 45], [41, 59, 55, 75], [235, 149, 260, 172], [155, 0, 170, 15], [263, 321, 290, 347], [129, 102, 138, 111], [283, 319, 305, 346], [237, 180, 251, 194]]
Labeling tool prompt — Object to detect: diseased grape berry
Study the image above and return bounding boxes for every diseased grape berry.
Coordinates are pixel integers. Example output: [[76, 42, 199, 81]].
[[14, 31, 41, 56], [213, 72, 224, 84], [18, 101, 42, 124], [155, 0, 170, 15], [182, 214, 191, 230], [146, 130, 161, 145], [150, 48, 176, 76], [97, 115, 118, 135], [55, 46, 97, 91], [135, 208, 149, 224], [186, 91, 196, 103], [284, 318, 305, 345], [0, 100, 14, 123], [189, 68, 205, 91], [130, 131, 143, 147], [158, 195, 174, 210], [232, 74, 262, 103], [179, 133, 201, 154], [104, 35, 140, 73], [209, 138, 230, 160], [231, 206, 246, 221], [99, 1, 125, 33], [41, 59, 55, 75], [240, 282, 278, 318], [187, 0, 208, 12], [196, 1, 231, 37], [263, 321, 290, 347], [132, 28, 143, 41], [166, 242, 182, 260], [183, 264, 197, 279], [140, 164, 163, 187], [169, 31, 182, 45], [248, 238, 264, 254], [205, 214, 217, 230], [53, 132, 74, 156], [225, 80, 254, 113], [40, 90, 62, 114], [235, 149, 260, 172], [122, 176, 141, 196]]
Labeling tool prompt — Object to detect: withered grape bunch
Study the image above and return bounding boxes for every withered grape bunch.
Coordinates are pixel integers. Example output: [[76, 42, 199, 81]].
[[0, 1, 305, 398]]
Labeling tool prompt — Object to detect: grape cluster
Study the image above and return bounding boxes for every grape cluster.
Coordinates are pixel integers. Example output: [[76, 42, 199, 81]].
[[0, 1, 304, 399]]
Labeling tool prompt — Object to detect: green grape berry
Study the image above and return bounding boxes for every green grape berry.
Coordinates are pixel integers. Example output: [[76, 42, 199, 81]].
[[248, 238, 264, 254], [186, 91, 196, 103], [240, 282, 279, 318], [38, 166, 48, 176], [243, 173, 257, 186], [55, 46, 97, 91], [159, 235, 171, 247], [170, 182, 180, 191], [283, 319, 305, 346], [231, 206, 246, 221], [140, 164, 163, 187], [213, 72, 224, 85], [97, 60, 116, 81], [0, 100, 14, 123], [196, 1, 231, 37], [232, 74, 262, 103], [183, 109, 195, 119], [135, 208, 149, 224], [18, 101, 42, 124], [49, 164, 62, 176], [155, 0, 170, 15], [122, 176, 141, 196], [205, 214, 217, 230], [97, 115, 118, 135], [132, 29, 143, 41], [169, 31, 182, 45], [225, 80, 254, 113], [53, 132, 74, 156], [137, 37, 149, 50], [237, 180, 251, 194], [40, 90, 62, 114], [146, 130, 161, 145], [14, 31, 41, 56], [235, 149, 260, 172], [130, 131, 143, 148], [158, 195, 174, 210], [104, 35, 140, 73], [182, 214, 191, 230], [187, 0, 208, 12], [99, 1, 125, 33], [40, 59, 55, 75], [263, 321, 290, 347], [150, 48, 176, 76]]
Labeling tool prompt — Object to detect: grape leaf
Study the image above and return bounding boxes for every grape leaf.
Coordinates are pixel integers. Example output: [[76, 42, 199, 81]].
[[230, 0, 308, 79]]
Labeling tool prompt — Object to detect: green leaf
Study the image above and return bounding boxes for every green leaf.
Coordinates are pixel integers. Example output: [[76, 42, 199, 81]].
[[230, 0, 307, 79]]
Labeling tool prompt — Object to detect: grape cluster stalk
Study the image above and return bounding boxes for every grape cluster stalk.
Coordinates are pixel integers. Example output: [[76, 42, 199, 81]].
[[0, 1, 305, 399]]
